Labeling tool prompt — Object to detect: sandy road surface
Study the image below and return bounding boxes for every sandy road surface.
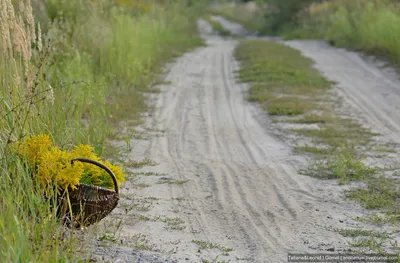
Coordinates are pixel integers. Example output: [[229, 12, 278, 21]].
[[89, 20, 391, 263]]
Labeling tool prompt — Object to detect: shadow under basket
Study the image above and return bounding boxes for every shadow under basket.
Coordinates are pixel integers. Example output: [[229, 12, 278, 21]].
[[58, 158, 120, 228]]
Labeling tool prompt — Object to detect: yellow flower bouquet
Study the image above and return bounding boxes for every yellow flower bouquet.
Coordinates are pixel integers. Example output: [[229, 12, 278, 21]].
[[14, 134, 125, 192], [14, 134, 126, 226]]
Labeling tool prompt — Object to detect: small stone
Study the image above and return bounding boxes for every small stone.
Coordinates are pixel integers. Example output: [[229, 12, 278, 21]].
[[315, 209, 319, 211], [326, 247, 335, 252], [327, 215, 333, 219], [339, 219, 344, 223]]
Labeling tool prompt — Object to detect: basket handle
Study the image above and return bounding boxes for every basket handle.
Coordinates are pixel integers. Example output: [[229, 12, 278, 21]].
[[71, 158, 119, 194]]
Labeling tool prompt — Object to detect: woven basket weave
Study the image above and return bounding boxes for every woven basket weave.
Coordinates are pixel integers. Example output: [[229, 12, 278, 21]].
[[59, 158, 119, 227]]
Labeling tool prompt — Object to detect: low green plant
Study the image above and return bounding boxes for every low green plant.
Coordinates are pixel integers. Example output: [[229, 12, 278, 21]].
[[335, 228, 390, 238], [348, 176, 400, 209], [192, 240, 233, 253], [301, 153, 377, 184]]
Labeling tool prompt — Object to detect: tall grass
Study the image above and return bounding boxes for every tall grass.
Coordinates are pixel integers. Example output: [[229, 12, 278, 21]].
[[288, 0, 400, 63], [0, 0, 204, 261]]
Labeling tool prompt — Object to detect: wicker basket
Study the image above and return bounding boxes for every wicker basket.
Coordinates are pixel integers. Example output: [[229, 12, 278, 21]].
[[59, 158, 120, 227]]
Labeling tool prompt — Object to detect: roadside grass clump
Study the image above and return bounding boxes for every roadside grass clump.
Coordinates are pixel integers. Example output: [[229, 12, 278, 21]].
[[203, 15, 231, 36], [355, 212, 400, 226], [335, 228, 391, 238], [192, 240, 233, 254], [159, 216, 186, 230], [157, 178, 188, 185], [126, 158, 159, 168], [334, 227, 396, 252], [294, 145, 332, 156], [1, 0, 206, 260], [348, 236, 389, 253], [202, 256, 231, 263], [348, 176, 400, 210], [129, 233, 154, 251], [300, 152, 377, 184]]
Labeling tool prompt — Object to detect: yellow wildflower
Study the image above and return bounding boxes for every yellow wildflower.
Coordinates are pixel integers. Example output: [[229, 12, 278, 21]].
[[101, 159, 126, 187], [71, 144, 104, 185], [71, 144, 99, 160], [56, 161, 83, 191], [37, 146, 83, 191], [15, 134, 52, 167], [15, 134, 126, 191]]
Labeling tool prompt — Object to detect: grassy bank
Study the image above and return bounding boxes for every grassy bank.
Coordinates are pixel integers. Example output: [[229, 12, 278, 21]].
[[235, 39, 400, 251], [284, 0, 400, 65], [0, 0, 205, 261]]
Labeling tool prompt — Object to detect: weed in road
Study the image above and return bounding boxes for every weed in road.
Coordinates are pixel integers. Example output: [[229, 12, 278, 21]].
[[129, 234, 154, 251], [202, 255, 231, 263], [335, 228, 390, 238], [294, 145, 331, 156], [131, 171, 168, 176], [160, 217, 186, 230], [192, 240, 233, 254], [120, 197, 154, 214], [300, 152, 377, 184], [348, 237, 388, 254], [172, 197, 186, 201], [157, 178, 188, 185], [133, 183, 152, 189], [137, 214, 151, 221], [347, 176, 400, 210], [126, 158, 159, 168]]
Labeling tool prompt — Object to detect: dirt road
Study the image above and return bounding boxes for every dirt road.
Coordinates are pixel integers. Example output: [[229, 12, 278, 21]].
[[92, 19, 400, 263]]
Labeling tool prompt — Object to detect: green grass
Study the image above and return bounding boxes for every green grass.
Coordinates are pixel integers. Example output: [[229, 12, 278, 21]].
[[348, 176, 400, 210], [0, 0, 206, 260], [300, 152, 377, 184]]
